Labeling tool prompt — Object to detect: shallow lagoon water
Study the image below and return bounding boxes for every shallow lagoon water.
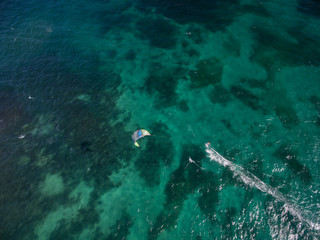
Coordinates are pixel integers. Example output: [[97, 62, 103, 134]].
[[0, 0, 320, 239]]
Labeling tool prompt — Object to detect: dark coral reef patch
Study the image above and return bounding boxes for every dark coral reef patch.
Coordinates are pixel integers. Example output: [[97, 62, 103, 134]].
[[137, 0, 239, 32], [135, 122, 174, 187], [230, 85, 261, 110], [274, 105, 299, 128], [149, 144, 219, 239], [297, 0, 320, 17], [136, 17, 178, 49], [274, 144, 311, 184], [189, 58, 223, 88], [144, 62, 184, 108]]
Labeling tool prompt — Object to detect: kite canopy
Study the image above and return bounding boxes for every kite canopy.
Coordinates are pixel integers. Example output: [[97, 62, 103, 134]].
[[132, 129, 151, 147]]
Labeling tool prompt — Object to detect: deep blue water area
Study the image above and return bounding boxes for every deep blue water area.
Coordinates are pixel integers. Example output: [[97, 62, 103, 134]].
[[1, 0, 320, 239]]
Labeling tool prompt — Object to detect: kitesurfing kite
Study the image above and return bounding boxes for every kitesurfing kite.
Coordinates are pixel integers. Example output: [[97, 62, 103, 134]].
[[132, 129, 151, 147]]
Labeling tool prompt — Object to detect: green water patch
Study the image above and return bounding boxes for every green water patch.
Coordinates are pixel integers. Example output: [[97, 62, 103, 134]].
[[310, 96, 320, 114], [144, 62, 185, 108], [181, 38, 200, 58], [135, 122, 175, 187], [0, 33, 133, 239], [172, 192, 215, 239], [148, 144, 209, 239], [124, 49, 136, 61], [34, 181, 94, 240], [230, 85, 262, 111], [237, 202, 272, 240], [30, 114, 57, 138], [297, 0, 320, 17], [95, 163, 167, 239], [215, 186, 246, 238], [250, 25, 312, 68], [286, 27, 320, 66], [39, 173, 65, 197], [82, 124, 133, 192], [243, 153, 265, 181], [220, 167, 242, 188], [264, 198, 313, 239], [222, 34, 241, 57], [189, 58, 223, 88], [220, 119, 239, 136], [148, 165, 188, 240], [265, 87, 300, 129], [34, 97, 130, 193], [217, 145, 242, 163], [239, 2, 270, 18], [274, 105, 300, 128], [2, 0, 320, 239], [0, 150, 71, 239], [95, 2, 133, 36], [8, 49, 113, 116], [177, 100, 189, 112], [197, 173, 219, 224], [0, 87, 30, 138], [209, 84, 232, 105], [136, 16, 178, 49], [273, 144, 312, 184], [222, 207, 237, 239], [241, 78, 269, 91], [182, 145, 207, 193], [49, 203, 100, 240], [184, 25, 206, 45], [310, 95, 320, 125], [137, 0, 239, 32], [0, 101, 64, 239], [310, 96, 320, 126], [269, 174, 292, 195], [21, 60, 130, 197], [269, 66, 320, 131], [0, 164, 40, 239], [250, 120, 272, 141], [30, 64, 129, 193], [105, 213, 133, 240]]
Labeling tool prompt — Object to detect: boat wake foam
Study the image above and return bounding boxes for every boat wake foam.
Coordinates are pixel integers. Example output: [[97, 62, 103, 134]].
[[205, 145, 320, 232]]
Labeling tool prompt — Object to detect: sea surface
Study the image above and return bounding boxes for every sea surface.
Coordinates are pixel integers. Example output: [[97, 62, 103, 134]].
[[1, 0, 320, 239]]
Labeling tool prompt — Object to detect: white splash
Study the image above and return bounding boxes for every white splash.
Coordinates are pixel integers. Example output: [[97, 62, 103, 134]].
[[185, 157, 204, 170], [205, 144, 320, 232]]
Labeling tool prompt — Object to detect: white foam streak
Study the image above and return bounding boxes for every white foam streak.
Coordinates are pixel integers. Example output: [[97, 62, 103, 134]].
[[206, 146, 320, 232]]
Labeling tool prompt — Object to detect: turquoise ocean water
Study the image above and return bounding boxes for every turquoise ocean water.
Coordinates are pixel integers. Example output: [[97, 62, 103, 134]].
[[1, 0, 320, 239]]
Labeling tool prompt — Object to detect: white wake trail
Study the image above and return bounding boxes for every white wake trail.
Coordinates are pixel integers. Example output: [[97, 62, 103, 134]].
[[205, 145, 320, 232]]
